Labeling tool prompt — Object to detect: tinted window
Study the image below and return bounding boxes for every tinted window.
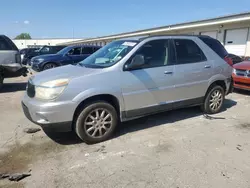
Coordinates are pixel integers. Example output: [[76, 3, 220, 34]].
[[68, 47, 81, 55], [0, 37, 12, 50], [174, 39, 206, 64], [40, 46, 50, 53], [92, 47, 100, 52], [82, 47, 93, 54], [131, 39, 171, 69], [199, 37, 228, 58]]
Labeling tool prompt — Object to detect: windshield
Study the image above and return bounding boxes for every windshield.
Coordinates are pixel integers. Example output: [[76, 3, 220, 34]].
[[79, 40, 138, 68], [57, 46, 71, 55]]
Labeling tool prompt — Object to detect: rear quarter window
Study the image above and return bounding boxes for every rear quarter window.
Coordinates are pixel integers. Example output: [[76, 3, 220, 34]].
[[199, 37, 228, 58]]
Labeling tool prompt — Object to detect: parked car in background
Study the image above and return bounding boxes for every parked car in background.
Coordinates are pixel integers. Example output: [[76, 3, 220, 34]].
[[228, 53, 243, 64], [22, 45, 66, 65], [232, 60, 250, 91], [22, 35, 233, 143], [0, 35, 28, 89], [20, 47, 39, 64], [31, 45, 101, 72]]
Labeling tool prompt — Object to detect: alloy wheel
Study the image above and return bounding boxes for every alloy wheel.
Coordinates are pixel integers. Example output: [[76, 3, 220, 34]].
[[84, 108, 112, 138], [209, 89, 223, 111]]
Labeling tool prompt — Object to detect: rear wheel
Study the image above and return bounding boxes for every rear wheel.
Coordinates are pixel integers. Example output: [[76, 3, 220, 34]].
[[43, 63, 57, 71], [75, 101, 118, 144], [202, 85, 225, 114]]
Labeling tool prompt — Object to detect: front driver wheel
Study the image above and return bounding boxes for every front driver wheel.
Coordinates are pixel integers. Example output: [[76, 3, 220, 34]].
[[202, 85, 225, 114], [75, 101, 118, 144], [43, 63, 57, 71]]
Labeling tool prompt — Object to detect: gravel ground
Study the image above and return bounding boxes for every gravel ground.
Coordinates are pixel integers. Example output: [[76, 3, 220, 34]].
[[0, 76, 250, 188]]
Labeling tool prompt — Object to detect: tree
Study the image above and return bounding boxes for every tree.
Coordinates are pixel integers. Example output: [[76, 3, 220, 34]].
[[15, 33, 31, 39]]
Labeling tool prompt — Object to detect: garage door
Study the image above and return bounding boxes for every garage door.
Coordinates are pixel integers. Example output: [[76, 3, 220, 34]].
[[225, 28, 248, 56], [200, 31, 217, 39]]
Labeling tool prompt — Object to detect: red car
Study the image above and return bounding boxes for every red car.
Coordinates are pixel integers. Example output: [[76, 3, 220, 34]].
[[232, 61, 250, 91]]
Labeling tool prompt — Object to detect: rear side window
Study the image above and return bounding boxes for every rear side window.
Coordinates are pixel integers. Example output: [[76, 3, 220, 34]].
[[0, 37, 13, 50], [82, 47, 94, 54], [174, 39, 206, 64], [92, 47, 100, 52], [199, 37, 228, 58]]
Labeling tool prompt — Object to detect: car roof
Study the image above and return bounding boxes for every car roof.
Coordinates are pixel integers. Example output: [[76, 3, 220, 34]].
[[140, 34, 212, 41], [69, 45, 102, 48]]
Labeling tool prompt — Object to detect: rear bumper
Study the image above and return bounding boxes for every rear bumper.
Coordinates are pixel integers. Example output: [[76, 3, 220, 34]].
[[232, 74, 250, 91], [0, 65, 28, 78]]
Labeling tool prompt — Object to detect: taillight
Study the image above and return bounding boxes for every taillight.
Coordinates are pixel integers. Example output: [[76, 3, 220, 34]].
[[224, 56, 233, 67]]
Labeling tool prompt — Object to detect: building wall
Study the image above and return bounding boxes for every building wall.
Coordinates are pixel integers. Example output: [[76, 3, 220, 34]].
[[82, 20, 250, 56], [12, 38, 82, 49]]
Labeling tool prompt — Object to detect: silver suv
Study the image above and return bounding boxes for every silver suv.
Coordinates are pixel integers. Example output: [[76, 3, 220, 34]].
[[22, 35, 233, 143]]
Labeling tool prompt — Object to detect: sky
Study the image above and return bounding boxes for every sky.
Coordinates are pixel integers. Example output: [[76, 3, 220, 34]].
[[1, 0, 250, 39]]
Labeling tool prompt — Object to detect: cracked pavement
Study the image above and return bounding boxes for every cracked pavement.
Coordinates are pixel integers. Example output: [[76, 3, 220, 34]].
[[1, 77, 250, 188]]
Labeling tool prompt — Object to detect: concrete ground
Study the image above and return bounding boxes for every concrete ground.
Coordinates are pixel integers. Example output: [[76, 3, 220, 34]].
[[0, 76, 250, 188]]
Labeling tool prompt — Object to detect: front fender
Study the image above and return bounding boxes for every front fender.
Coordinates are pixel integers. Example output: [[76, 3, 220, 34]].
[[72, 88, 125, 112]]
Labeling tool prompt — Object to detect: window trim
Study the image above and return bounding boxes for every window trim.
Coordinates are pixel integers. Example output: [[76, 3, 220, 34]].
[[172, 39, 207, 65], [123, 39, 175, 71]]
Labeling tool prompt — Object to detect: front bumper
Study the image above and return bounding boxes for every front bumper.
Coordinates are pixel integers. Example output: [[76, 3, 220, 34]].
[[22, 94, 77, 132], [232, 74, 250, 91]]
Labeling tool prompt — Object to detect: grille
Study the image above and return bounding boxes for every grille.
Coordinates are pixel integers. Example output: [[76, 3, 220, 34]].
[[27, 81, 35, 98], [235, 69, 250, 78]]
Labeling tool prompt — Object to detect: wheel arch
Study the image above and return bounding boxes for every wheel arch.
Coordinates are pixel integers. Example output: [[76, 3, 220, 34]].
[[205, 80, 226, 99], [42, 62, 59, 69], [72, 94, 121, 128]]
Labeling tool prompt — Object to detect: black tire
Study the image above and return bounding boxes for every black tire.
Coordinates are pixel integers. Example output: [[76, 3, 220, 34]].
[[202, 85, 225, 114], [43, 63, 57, 71], [0, 75, 3, 90], [75, 101, 118, 144]]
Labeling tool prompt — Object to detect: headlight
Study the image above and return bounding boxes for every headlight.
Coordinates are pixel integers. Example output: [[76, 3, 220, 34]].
[[35, 79, 69, 100], [233, 68, 237, 75]]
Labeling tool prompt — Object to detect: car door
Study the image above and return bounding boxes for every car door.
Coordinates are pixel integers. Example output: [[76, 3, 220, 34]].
[[172, 38, 213, 107], [121, 39, 177, 118], [66, 47, 82, 64]]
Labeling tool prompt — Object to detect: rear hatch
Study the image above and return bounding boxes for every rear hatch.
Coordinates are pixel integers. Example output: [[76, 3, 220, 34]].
[[0, 35, 27, 76]]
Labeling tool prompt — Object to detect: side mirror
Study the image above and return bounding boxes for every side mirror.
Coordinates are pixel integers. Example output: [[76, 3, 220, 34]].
[[125, 54, 145, 70]]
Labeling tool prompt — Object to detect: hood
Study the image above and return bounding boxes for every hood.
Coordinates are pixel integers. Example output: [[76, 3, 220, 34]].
[[233, 61, 250, 70], [31, 65, 101, 85], [32, 54, 62, 60]]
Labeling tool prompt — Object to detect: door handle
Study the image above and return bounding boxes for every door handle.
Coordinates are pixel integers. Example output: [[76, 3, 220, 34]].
[[164, 71, 173, 75], [204, 65, 211, 68]]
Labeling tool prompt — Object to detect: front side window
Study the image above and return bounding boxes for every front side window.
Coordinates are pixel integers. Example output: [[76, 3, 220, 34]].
[[68, 47, 81, 55], [79, 40, 139, 68], [128, 39, 171, 69], [174, 39, 206, 64]]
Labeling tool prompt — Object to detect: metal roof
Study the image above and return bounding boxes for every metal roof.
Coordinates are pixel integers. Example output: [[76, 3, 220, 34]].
[[59, 11, 250, 45]]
